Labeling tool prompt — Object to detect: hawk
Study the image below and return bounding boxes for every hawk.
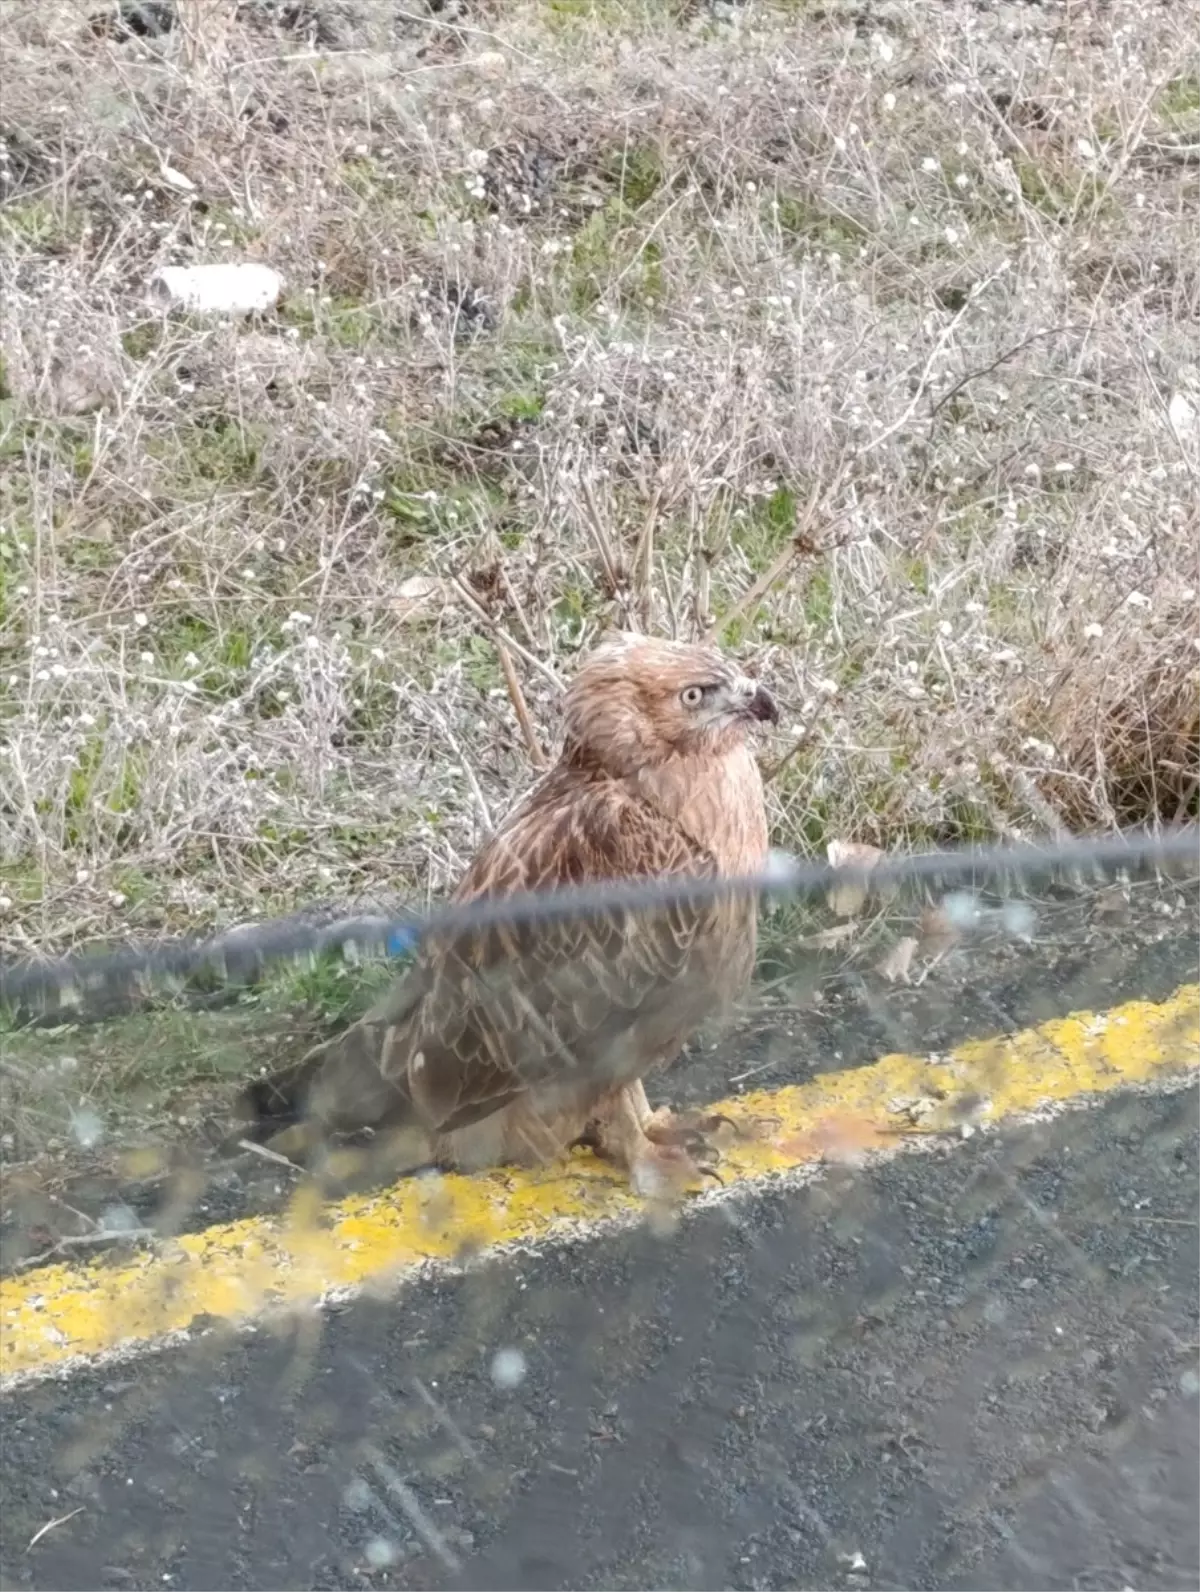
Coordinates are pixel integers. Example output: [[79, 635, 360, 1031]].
[[237, 634, 779, 1195]]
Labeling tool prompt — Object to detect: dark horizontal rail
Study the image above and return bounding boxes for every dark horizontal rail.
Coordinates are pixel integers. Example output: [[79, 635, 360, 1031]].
[[1, 826, 1195, 1011]]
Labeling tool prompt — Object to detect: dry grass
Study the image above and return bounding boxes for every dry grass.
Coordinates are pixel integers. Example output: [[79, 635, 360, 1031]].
[[1, 0, 1198, 970]]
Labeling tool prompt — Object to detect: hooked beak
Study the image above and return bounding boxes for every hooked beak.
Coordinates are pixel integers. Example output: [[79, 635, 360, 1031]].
[[732, 677, 780, 725]]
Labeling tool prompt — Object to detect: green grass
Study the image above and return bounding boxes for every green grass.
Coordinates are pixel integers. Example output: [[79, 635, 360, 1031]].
[[147, 413, 265, 491], [62, 733, 144, 848], [282, 291, 396, 350], [1158, 72, 1200, 122], [1013, 156, 1113, 225], [0, 197, 82, 252], [153, 612, 284, 698], [772, 192, 867, 256], [277, 948, 402, 1028], [602, 143, 668, 211], [730, 485, 800, 571], [0, 943, 409, 1156]]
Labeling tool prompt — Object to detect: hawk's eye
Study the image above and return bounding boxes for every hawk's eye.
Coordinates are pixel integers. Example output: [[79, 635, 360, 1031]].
[[680, 684, 706, 709]]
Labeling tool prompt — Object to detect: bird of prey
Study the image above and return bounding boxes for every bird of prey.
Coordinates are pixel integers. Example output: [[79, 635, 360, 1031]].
[[237, 633, 779, 1195]]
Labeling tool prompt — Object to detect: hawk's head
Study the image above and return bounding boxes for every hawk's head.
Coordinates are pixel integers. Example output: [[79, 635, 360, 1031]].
[[562, 633, 779, 775]]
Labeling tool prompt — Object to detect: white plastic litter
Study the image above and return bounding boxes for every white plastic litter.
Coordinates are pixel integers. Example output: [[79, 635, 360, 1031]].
[[148, 263, 284, 315]]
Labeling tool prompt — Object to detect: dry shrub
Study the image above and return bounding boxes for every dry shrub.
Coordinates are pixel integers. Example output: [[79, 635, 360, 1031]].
[[1, 0, 1198, 959], [1038, 587, 1199, 829]]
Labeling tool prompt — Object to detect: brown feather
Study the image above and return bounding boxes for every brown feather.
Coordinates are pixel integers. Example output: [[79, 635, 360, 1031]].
[[235, 636, 778, 1177]]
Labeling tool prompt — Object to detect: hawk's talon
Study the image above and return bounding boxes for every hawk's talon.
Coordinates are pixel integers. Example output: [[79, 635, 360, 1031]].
[[696, 1110, 738, 1136], [685, 1136, 723, 1168], [643, 1106, 737, 1142]]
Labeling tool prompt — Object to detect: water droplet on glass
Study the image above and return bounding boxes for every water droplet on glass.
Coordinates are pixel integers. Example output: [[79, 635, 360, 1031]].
[[70, 1107, 104, 1148], [1000, 901, 1036, 942], [364, 1536, 397, 1569], [343, 1478, 371, 1512], [942, 891, 982, 930], [490, 1347, 526, 1389], [99, 1203, 139, 1234]]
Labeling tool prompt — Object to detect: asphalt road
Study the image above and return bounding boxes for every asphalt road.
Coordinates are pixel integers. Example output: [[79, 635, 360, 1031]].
[[2, 1074, 1197, 1592]]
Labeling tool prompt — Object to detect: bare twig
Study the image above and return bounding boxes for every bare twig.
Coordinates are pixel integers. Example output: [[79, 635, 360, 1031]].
[[496, 638, 549, 769], [27, 1509, 85, 1553], [708, 536, 798, 642], [859, 269, 1008, 458], [709, 485, 850, 645], [15, 1227, 158, 1269], [450, 575, 563, 691], [422, 699, 494, 835], [763, 720, 819, 785], [362, 1443, 463, 1575], [236, 1137, 304, 1172], [632, 486, 662, 632], [578, 476, 627, 599], [928, 325, 1082, 426]]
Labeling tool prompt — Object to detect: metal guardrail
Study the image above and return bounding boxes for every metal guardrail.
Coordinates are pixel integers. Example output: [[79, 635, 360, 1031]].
[[1, 827, 1195, 1017]]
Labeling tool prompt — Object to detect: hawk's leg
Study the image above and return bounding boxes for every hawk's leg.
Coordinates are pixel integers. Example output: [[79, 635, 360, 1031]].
[[627, 1078, 736, 1159], [589, 1081, 723, 1198]]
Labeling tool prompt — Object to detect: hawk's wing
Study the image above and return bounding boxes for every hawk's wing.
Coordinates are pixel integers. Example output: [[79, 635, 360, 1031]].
[[285, 766, 728, 1141]]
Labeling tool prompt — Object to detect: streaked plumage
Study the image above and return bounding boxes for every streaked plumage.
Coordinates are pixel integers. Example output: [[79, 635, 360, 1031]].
[[237, 633, 779, 1194]]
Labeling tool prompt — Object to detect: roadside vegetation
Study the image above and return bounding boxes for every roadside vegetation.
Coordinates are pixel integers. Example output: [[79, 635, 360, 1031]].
[[1, 0, 1196, 1171]]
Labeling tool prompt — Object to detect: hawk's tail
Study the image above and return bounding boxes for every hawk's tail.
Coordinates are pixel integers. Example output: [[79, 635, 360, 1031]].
[[230, 1017, 430, 1171], [234, 1048, 326, 1140]]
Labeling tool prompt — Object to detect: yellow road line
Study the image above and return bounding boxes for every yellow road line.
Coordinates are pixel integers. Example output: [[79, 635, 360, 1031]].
[[2, 985, 1197, 1386]]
